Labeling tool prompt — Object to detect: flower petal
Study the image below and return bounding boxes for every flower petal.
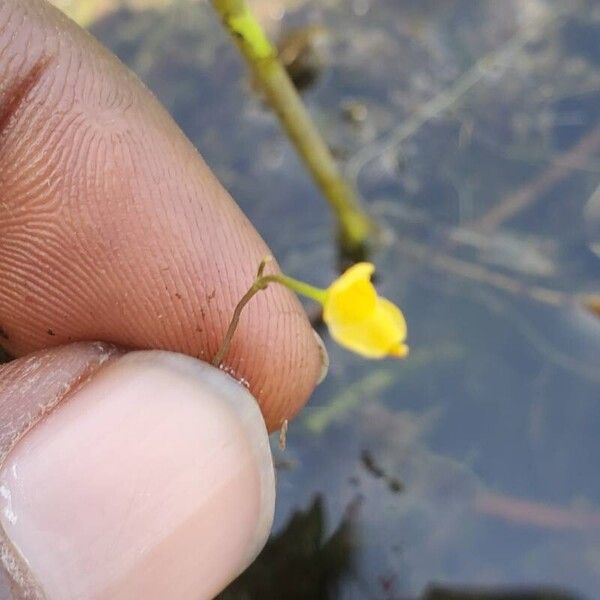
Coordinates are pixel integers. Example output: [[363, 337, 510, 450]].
[[327, 296, 408, 359], [329, 263, 375, 293], [377, 298, 407, 341], [324, 263, 377, 322], [389, 343, 409, 358]]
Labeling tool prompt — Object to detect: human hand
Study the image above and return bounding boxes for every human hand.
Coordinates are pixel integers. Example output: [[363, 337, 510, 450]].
[[0, 1, 325, 598]]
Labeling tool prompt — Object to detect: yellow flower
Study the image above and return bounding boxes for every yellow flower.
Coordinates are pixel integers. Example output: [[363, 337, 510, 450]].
[[221, 258, 409, 365], [322, 263, 408, 359]]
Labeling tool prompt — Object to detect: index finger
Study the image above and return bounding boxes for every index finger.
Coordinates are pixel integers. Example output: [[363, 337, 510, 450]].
[[0, 0, 323, 430]]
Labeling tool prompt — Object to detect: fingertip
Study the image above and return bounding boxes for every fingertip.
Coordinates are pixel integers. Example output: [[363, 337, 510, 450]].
[[0, 0, 323, 430]]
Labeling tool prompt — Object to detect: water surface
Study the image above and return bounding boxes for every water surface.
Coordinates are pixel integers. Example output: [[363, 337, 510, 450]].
[[84, 0, 600, 597]]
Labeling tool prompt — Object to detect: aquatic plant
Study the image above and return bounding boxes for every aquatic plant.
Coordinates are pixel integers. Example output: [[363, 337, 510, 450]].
[[212, 257, 408, 369], [211, 0, 374, 260]]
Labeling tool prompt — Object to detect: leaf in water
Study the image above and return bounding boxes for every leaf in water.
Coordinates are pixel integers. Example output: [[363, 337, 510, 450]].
[[303, 343, 463, 435], [304, 369, 395, 435]]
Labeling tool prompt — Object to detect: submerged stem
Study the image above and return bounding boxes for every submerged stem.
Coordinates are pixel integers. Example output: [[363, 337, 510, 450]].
[[211, 0, 374, 257]]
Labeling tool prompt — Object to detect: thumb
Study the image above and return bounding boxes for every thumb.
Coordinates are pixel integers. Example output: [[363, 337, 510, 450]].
[[0, 344, 274, 600]]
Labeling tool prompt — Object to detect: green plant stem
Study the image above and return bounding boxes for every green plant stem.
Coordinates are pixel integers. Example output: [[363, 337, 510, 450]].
[[211, 0, 374, 256], [269, 274, 327, 304]]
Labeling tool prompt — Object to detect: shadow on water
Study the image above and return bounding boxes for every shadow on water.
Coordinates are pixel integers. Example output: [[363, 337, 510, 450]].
[[219, 495, 583, 600], [41, 0, 600, 598], [217, 496, 357, 600]]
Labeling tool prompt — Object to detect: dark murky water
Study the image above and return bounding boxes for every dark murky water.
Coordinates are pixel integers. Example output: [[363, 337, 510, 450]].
[[87, 1, 600, 597]]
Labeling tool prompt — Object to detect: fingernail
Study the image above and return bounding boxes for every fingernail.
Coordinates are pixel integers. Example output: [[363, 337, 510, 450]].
[[313, 329, 329, 384], [0, 351, 275, 600]]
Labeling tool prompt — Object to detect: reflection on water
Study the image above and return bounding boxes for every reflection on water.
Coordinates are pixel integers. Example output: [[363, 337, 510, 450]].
[[64, 0, 600, 597]]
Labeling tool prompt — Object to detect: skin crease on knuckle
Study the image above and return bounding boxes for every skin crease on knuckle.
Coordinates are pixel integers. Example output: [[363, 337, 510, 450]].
[[0, 0, 322, 430]]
